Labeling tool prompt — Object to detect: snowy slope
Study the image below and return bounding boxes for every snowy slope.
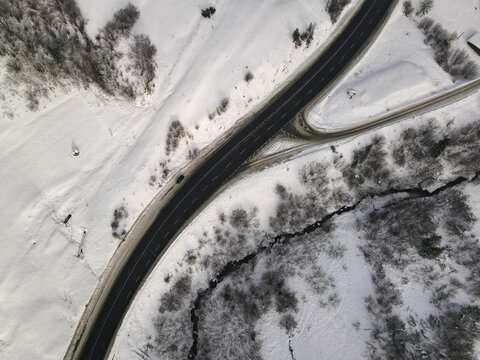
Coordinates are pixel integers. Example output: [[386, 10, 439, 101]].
[[308, 0, 480, 130], [0, 1, 359, 358]]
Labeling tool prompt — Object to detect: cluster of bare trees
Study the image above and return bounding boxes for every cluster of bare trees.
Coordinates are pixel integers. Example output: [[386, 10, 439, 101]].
[[111, 205, 128, 239], [292, 23, 315, 48], [208, 97, 230, 120], [143, 115, 480, 359], [0, 0, 157, 110], [360, 187, 480, 359], [201, 6, 216, 19], [418, 18, 478, 80], [403, 0, 434, 17], [402, 1, 478, 81], [165, 119, 188, 156]]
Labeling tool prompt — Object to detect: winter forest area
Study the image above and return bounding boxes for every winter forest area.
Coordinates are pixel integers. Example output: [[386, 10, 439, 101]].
[[120, 114, 480, 359], [1, 0, 480, 359]]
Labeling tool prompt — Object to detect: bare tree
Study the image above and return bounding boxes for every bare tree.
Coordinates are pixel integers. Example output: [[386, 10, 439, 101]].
[[402, 1, 414, 16], [292, 28, 302, 47], [101, 3, 139, 43], [129, 34, 157, 93], [418, 17, 434, 31], [450, 49, 468, 66], [416, 0, 434, 16], [460, 60, 479, 80], [165, 119, 187, 155], [301, 23, 316, 47]]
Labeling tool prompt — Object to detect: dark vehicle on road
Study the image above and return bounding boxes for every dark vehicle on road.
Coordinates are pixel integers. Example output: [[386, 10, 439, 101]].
[[176, 174, 185, 184]]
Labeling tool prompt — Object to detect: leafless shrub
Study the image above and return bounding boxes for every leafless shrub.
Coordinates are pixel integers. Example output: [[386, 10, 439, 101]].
[[304, 265, 336, 295], [426, 305, 480, 359], [292, 23, 316, 47], [25, 89, 40, 111], [6, 58, 21, 73], [450, 49, 468, 66], [301, 23, 315, 47], [229, 208, 259, 231], [416, 0, 434, 16], [165, 119, 186, 156], [201, 6, 216, 18], [111, 205, 128, 239], [244, 71, 254, 83], [229, 209, 250, 230], [147, 309, 192, 359], [392, 119, 444, 179], [279, 313, 297, 336], [269, 186, 325, 233], [418, 17, 434, 31], [443, 190, 476, 237], [129, 34, 157, 93], [417, 19, 477, 80], [360, 197, 441, 269], [342, 135, 392, 193], [459, 60, 479, 80], [444, 121, 480, 174], [299, 161, 329, 191], [187, 147, 199, 160], [149, 175, 157, 186], [209, 97, 230, 119], [217, 97, 229, 115], [159, 275, 192, 313], [402, 1, 414, 16], [292, 28, 302, 47]]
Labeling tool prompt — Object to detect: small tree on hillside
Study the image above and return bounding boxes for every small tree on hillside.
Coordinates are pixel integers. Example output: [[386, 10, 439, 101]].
[[101, 3, 139, 43], [292, 28, 302, 47], [301, 23, 315, 47], [402, 1, 413, 17], [201, 7, 216, 18]]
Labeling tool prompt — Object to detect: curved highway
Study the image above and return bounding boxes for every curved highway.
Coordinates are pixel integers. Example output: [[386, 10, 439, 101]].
[[79, 0, 395, 358]]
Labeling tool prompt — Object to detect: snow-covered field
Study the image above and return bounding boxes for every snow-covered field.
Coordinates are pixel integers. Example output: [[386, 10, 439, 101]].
[[0, 0, 359, 358], [111, 87, 480, 359], [308, 0, 480, 130]]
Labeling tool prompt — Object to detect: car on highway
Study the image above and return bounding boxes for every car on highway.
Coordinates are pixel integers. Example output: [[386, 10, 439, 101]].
[[176, 174, 185, 184]]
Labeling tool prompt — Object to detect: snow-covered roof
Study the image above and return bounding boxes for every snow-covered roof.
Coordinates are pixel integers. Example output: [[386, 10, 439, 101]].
[[468, 33, 480, 50]]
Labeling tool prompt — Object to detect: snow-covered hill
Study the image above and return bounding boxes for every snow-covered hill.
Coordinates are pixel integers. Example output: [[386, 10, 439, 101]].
[[0, 0, 358, 358]]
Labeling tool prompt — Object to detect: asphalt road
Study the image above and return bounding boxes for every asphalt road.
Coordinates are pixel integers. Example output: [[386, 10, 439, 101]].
[[80, 0, 395, 358]]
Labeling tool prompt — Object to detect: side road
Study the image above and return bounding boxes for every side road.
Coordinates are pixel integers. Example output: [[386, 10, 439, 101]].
[[245, 78, 480, 175]]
